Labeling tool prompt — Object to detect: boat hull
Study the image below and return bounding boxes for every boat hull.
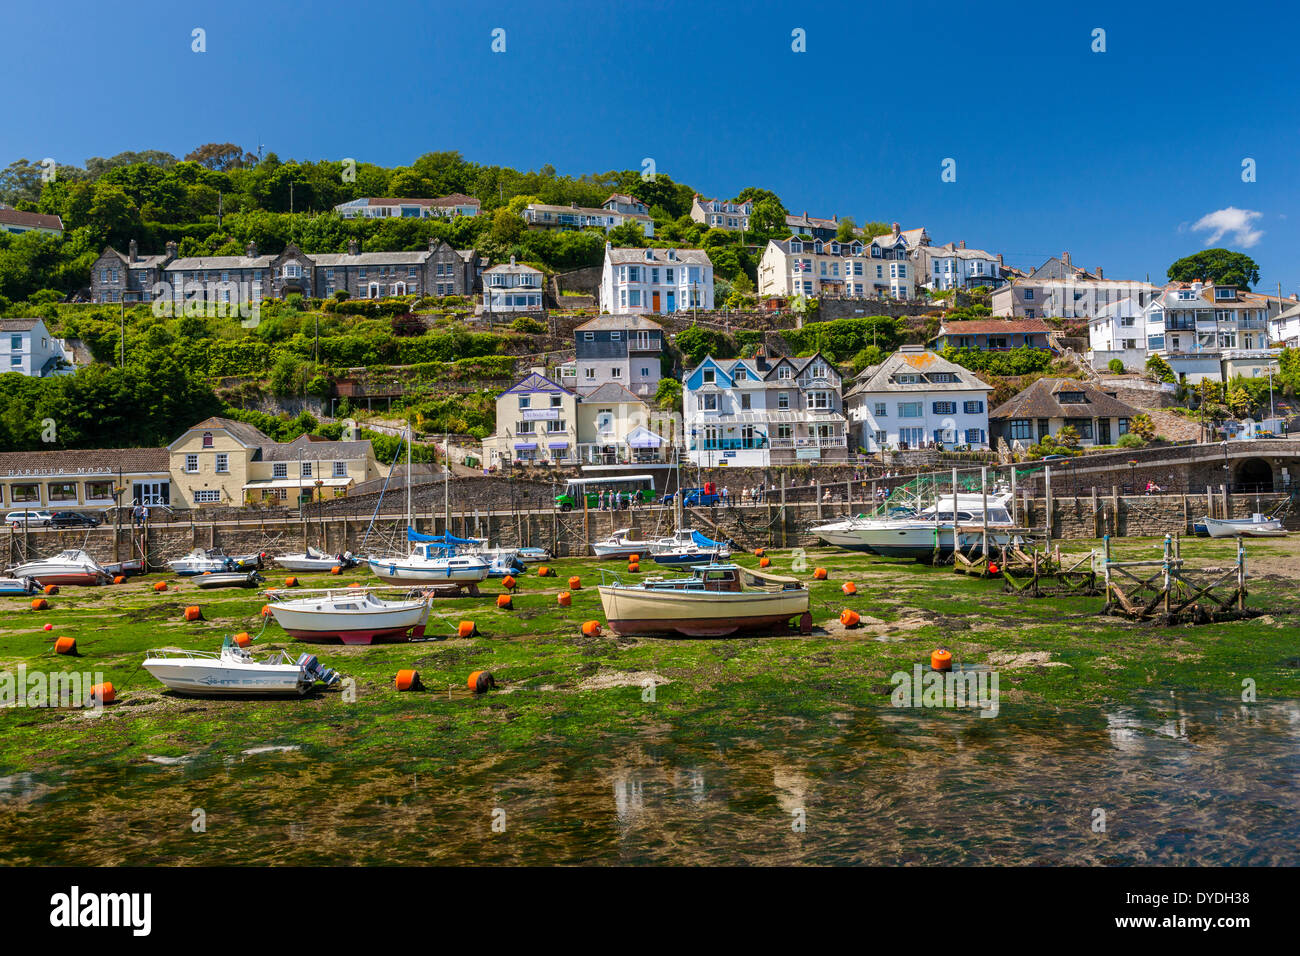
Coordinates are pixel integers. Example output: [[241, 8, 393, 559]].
[[598, 585, 808, 637], [142, 661, 310, 696], [7, 566, 106, 585], [1201, 516, 1287, 538], [194, 572, 263, 589], [856, 526, 1014, 561], [365, 559, 489, 587], [268, 597, 431, 645]]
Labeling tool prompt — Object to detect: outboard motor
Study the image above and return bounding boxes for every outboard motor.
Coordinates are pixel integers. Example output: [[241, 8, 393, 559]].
[[296, 653, 342, 687]]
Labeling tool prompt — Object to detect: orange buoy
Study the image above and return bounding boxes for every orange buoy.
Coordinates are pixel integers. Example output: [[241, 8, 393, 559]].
[[153, 581, 167, 592], [628, 554, 640, 563], [537, 566, 554, 577], [457, 620, 478, 639], [54, 636, 77, 655], [839, 609, 861, 628], [931, 648, 953, 672], [330, 565, 342, 575], [183, 606, 203, 622], [841, 581, 857, 596], [42, 623, 53, 632], [233, 632, 252, 647], [627, 562, 640, 573], [284, 576, 299, 587], [395, 669, 421, 691], [502, 574, 517, 591], [89, 682, 115, 705], [261, 604, 272, 617], [754, 548, 765, 557], [987, 562, 1000, 575], [112, 575, 125, 585], [30, 598, 48, 611], [201, 571, 211, 576], [496, 593, 512, 609], [43, 584, 59, 595], [581, 620, 602, 637], [467, 670, 496, 693], [759, 557, 771, 568], [557, 591, 572, 607], [813, 567, 828, 580], [569, 576, 582, 590], [346, 582, 362, 588]]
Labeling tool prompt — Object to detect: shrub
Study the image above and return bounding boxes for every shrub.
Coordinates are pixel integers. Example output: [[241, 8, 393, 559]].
[[1146, 353, 1175, 383], [511, 316, 546, 334], [1107, 358, 1125, 374], [1116, 432, 1146, 448]]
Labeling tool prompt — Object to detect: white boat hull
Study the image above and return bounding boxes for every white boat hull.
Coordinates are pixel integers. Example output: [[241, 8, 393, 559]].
[[365, 557, 490, 586], [856, 524, 1015, 560], [142, 659, 310, 696], [1201, 516, 1287, 538], [268, 592, 431, 644], [598, 584, 808, 637]]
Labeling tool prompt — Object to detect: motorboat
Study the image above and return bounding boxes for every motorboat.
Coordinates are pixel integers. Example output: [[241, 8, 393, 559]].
[[6, 549, 110, 585], [365, 530, 490, 590], [102, 558, 144, 577], [272, 547, 357, 573], [0, 576, 38, 596], [167, 549, 232, 576], [194, 570, 265, 589], [591, 528, 656, 559], [811, 507, 919, 550], [598, 563, 810, 637], [265, 587, 432, 644], [481, 549, 525, 577], [841, 494, 1018, 561], [1199, 514, 1288, 538], [650, 529, 731, 565], [224, 551, 265, 570], [515, 547, 551, 564], [143, 639, 341, 696]]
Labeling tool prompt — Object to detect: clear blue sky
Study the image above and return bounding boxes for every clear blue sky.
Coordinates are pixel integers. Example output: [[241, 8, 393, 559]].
[[4, 0, 1298, 291]]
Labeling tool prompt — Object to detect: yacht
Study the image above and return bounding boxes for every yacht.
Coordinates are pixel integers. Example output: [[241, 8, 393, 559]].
[[852, 494, 1017, 561], [6, 549, 111, 585]]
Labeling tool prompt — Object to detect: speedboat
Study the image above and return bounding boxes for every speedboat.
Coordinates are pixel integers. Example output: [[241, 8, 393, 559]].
[[811, 507, 918, 550], [0, 576, 38, 596], [143, 639, 341, 696], [366, 530, 490, 590], [272, 547, 356, 573], [480, 549, 525, 577], [265, 587, 432, 644], [592, 529, 656, 559], [650, 529, 731, 565], [598, 563, 810, 637], [845, 494, 1017, 561], [225, 551, 265, 570], [194, 570, 265, 589], [1200, 514, 1287, 538], [516, 547, 551, 564], [6, 549, 110, 585], [168, 549, 231, 575]]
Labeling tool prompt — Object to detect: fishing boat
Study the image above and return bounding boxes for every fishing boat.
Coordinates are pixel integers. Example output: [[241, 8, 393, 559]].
[[143, 638, 341, 696], [1199, 514, 1288, 538], [6, 549, 110, 585], [650, 529, 731, 565], [167, 549, 232, 576], [591, 528, 656, 559], [598, 563, 810, 637], [265, 587, 432, 644], [0, 576, 38, 596], [272, 547, 357, 572], [194, 570, 265, 589], [845, 494, 1017, 561]]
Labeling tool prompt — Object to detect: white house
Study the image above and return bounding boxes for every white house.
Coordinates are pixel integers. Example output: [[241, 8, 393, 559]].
[[682, 351, 848, 466], [690, 195, 753, 232], [334, 194, 480, 219], [1270, 298, 1300, 347], [1087, 297, 1156, 371], [524, 202, 654, 237], [483, 256, 544, 313], [599, 245, 712, 314], [921, 241, 1005, 291], [758, 229, 914, 300], [844, 346, 991, 452], [1147, 281, 1279, 384], [1, 318, 75, 377]]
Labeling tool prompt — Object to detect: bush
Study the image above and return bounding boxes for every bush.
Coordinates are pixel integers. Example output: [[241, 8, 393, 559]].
[[1107, 358, 1125, 374], [1146, 353, 1175, 383], [511, 316, 546, 334], [1116, 432, 1146, 448]]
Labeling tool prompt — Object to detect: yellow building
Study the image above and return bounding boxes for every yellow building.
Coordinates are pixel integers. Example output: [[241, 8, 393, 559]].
[[574, 382, 675, 465], [481, 371, 579, 467]]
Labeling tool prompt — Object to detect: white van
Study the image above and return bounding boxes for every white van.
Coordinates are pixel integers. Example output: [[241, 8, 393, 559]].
[[5, 510, 54, 528]]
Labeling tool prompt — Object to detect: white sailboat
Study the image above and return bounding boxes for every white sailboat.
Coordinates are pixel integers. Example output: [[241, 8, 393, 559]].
[[592, 528, 656, 558], [272, 546, 357, 572], [266, 587, 432, 644]]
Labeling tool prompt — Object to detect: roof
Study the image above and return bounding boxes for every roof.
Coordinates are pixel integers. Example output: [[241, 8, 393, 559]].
[[847, 348, 990, 397], [177, 417, 273, 448], [259, 435, 374, 461], [581, 382, 646, 404], [939, 318, 1053, 336], [0, 206, 63, 231], [527, 202, 652, 220], [574, 314, 664, 332], [166, 255, 276, 270], [927, 242, 998, 261], [605, 246, 711, 266], [0, 446, 169, 475], [311, 250, 431, 266], [484, 259, 542, 275], [501, 371, 575, 396], [339, 194, 479, 208], [989, 378, 1140, 421], [0, 318, 44, 332]]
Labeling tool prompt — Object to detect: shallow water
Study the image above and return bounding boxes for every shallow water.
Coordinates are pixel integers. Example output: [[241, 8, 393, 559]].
[[1, 692, 1297, 865]]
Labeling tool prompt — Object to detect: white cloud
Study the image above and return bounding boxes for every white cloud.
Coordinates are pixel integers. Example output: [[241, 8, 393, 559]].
[[1190, 207, 1263, 248]]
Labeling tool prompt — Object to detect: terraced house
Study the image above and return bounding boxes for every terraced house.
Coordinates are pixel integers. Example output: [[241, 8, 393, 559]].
[[691, 194, 753, 231], [683, 351, 848, 466], [600, 245, 713, 314], [758, 225, 915, 299], [89, 239, 478, 304], [571, 313, 665, 398]]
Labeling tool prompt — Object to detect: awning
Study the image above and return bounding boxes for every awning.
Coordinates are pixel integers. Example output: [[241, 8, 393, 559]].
[[625, 425, 666, 449], [514, 442, 538, 450], [242, 477, 351, 489], [547, 441, 569, 449]]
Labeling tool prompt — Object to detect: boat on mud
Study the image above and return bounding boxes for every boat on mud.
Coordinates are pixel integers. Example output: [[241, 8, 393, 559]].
[[365, 530, 490, 590], [194, 570, 265, 589], [0, 576, 39, 595], [265, 587, 433, 644], [143, 638, 341, 696], [650, 529, 731, 565], [842, 494, 1017, 561], [592, 528, 656, 559], [167, 549, 232, 576], [272, 547, 357, 573], [597, 562, 810, 637], [6, 549, 111, 585], [1199, 514, 1288, 538]]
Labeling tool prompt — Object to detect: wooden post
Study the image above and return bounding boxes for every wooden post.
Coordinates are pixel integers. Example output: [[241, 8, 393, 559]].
[[1181, 494, 1188, 533], [780, 473, 787, 547], [952, 467, 960, 560], [1162, 533, 1172, 617], [1111, 485, 1120, 538], [1237, 537, 1246, 612], [1044, 465, 1053, 545], [1091, 486, 1100, 537], [1221, 483, 1229, 519], [1010, 465, 1018, 526], [980, 466, 988, 562], [1205, 484, 1214, 519], [815, 481, 823, 521], [582, 491, 589, 550]]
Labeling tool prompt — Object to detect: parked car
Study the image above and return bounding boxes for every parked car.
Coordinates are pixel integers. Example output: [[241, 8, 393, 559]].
[[5, 510, 54, 528], [50, 511, 101, 528], [663, 487, 721, 507]]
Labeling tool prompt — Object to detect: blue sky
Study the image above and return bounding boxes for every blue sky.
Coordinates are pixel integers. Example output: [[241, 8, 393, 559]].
[[4, 0, 1298, 290]]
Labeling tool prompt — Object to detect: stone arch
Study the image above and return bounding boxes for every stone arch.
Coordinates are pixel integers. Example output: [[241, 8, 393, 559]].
[[1235, 457, 1273, 492]]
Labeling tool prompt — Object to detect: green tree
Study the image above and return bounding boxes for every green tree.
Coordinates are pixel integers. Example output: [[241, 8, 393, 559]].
[[654, 377, 682, 412], [1145, 353, 1175, 383], [1166, 248, 1260, 289]]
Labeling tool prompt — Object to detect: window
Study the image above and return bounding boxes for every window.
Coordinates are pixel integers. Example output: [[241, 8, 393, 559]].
[[185, 454, 198, 473], [194, 490, 220, 503], [47, 482, 76, 501], [611, 367, 622, 378], [898, 402, 923, 418], [300, 461, 311, 478], [546, 419, 565, 432], [932, 401, 956, 415], [215, 453, 229, 474], [85, 480, 113, 500], [333, 461, 347, 478], [873, 402, 887, 417], [518, 420, 535, 434], [201, 432, 213, 448], [1008, 419, 1034, 440], [1057, 392, 1087, 404], [1065, 419, 1094, 440], [550, 394, 562, 407], [584, 368, 596, 380], [273, 463, 288, 478], [1024, 290, 1035, 300], [12, 483, 39, 502], [702, 368, 715, 384], [703, 394, 718, 411], [965, 428, 986, 445], [1118, 418, 1131, 436], [963, 400, 984, 414], [518, 395, 531, 409], [808, 391, 831, 410], [740, 394, 751, 410], [899, 427, 924, 446], [777, 366, 792, 380], [778, 392, 790, 410]]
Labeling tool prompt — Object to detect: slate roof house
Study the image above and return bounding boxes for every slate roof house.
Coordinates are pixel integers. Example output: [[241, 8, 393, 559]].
[[572, 313, 665, 398], [0, 204, 64, 237], [988, 377, 1141, 448], [934, 318, 1055, 352]]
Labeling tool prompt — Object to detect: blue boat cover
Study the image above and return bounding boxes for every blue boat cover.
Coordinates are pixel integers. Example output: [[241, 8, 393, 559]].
[[407, 527, 477, 545], [691, 530, 727, 549]]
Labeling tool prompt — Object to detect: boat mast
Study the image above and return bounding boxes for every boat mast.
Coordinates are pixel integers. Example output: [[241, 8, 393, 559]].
[[406, 422, 412, 530], [444, 431, 450, 535]]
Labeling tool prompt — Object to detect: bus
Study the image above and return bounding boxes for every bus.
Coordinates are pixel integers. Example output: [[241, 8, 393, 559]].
[[555, 475, 657, 511]]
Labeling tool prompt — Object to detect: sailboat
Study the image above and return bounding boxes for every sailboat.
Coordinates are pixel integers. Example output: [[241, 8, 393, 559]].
[[363, 427, 490, 591]]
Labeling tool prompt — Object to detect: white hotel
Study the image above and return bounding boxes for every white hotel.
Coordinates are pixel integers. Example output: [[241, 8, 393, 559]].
[[844, 347, 992, 452], [599, 244, 713, 314]]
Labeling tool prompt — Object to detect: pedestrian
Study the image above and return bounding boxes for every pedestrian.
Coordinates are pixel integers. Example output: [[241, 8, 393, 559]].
[[721, 485, 729, 504], [142, 504, 150, 524]]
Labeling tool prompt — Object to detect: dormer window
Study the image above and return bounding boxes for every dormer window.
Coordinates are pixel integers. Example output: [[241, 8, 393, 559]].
[[829, 243, 840, 255], [814, 241, 823, 254], [645, 250, 653, 261], [702, 368, 716, 385], [790, 241, 803, 254], [778, 366, 793, 380], [667, 249, 676, 261], [1057, 391, 1087, 404], [734, 368, 746, 381], [1215, 287, 1236, 300]]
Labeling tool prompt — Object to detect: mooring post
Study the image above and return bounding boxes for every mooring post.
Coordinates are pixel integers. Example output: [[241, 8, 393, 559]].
[[1205, 484, 1214, 519], [1010, 464, 1018, 526], [1044, 465, 1053, 546], [1238, 537, 1246, 612], [1103, 534, 1112, 608], [1091, 486, 1099, 537], [981, 465, 989, 564], [952, 467, 960, 560], [1162, 533, 1172, 617], [815, 481, 823, 521]]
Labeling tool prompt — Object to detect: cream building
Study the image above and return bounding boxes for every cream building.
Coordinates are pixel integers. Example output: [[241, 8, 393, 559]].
[[480, 371, 580, 466], [758, 228, 915, 300], [574, 382, 676, 465]]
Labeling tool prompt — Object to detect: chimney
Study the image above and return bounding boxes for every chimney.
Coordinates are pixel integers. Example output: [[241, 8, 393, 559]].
[[347, 238, 359, 256], [958, 239, 966, 249], [892, 222, 901, 236], [509, 255, 516, 266], [832, 214, 838, 223], [1095, 266, 1103, 279], [570, 203, 579, 209], [128, 239, 138, 262], [996, 253, 1003, 265], [164, 240, 178, 259], [245, 240, 257, 258], [428, 238, 438, 252], [1062, 251, 1071, 268]]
